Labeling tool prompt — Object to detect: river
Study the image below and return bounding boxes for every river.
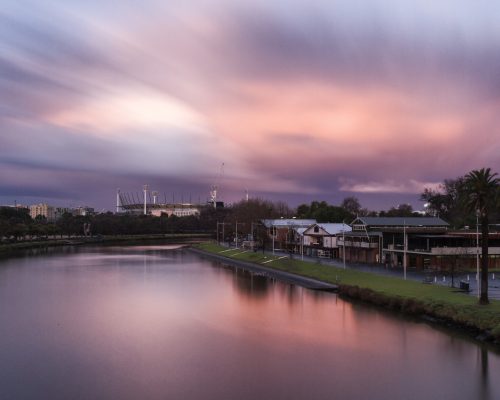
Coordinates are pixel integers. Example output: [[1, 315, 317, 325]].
[[0, 245, 498, 400]]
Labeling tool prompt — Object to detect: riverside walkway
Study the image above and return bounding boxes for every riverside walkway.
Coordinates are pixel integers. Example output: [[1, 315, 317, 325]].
[[210, 243, 500, 300], [189, 247, 338, 291]]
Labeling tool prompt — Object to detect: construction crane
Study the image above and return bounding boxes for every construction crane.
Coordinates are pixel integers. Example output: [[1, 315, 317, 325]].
[[210, 162, 224, 208]]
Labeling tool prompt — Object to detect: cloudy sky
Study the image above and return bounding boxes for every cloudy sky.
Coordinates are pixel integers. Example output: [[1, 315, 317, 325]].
[[1, 0, 499, 210]]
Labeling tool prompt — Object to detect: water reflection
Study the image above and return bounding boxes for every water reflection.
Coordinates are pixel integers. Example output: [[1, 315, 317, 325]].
[[479, 346, 491, 400], [232, 268, 271, 299], [0, 245, 498, 400]]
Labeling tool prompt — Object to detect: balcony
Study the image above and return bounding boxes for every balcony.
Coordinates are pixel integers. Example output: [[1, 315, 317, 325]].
[[431, 246, 500, 255], [350, 242, 378, 248]]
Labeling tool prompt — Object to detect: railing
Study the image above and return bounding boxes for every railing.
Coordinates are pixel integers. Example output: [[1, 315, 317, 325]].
[[341, 241, 377, 248], [431, 247, 500, 255], [383, 246, 500, 255]]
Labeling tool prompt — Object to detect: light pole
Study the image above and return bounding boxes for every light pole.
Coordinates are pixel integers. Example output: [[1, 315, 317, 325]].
[[272, 226, 275, 255], [217, 222, 230, 246], [222, 222, 225, 246], [301, 229, 304, 261], [235, 221, 238, 248], [143, 184, 149, 215], [251, 222, 261, 251], [476, 210, 480, 299], [342, 221, 346, 269], [403, 220, 407, 280], [235, 221, 245, 248], [116, 188, 121, 214]]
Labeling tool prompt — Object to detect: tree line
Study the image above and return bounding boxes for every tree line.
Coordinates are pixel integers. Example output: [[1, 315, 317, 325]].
[[1, 168, 498, 303], [2, 168, 498, 241]]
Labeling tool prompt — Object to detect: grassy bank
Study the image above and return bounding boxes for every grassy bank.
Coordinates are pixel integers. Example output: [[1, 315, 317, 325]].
[[196, 242, 500, 343]]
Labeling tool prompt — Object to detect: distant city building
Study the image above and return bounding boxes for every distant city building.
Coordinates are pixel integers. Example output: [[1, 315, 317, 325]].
[[54, 206, 96, 218], [116, 187, 210, 217], [74, 206, 95, 216], [150, 205, 201, 217], [55, 207, 73, 219], [30, 203, 56, 222], [0, 204, 28, 210]]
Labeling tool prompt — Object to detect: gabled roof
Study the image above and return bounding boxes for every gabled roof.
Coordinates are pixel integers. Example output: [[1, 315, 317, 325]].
[[261, 219, 316, 228], [295, 227, 307, 236], [304, 223, 352, 235], [352, 217, 449, 227]]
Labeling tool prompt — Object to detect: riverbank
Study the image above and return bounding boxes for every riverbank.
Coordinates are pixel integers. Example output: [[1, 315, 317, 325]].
[[0, 233, 211, 255], [194, 242, 500, 345], [189, 247, 337, 291]]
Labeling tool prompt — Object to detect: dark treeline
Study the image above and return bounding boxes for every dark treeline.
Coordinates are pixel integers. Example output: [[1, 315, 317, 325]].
[[0, 198, 293, 241], [0, 197, 453, 242], [421, 175, 500, 228], [0, 208, 212, 241], [296, 197, 423, 222], [2, 168, 498, 242]]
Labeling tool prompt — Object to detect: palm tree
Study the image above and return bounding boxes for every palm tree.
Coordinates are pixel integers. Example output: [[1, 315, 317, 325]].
[[464, 168, 499, 304]]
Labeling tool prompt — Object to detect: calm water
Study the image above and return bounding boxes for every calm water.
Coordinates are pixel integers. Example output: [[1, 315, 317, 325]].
[[0, 245, 498, 400]]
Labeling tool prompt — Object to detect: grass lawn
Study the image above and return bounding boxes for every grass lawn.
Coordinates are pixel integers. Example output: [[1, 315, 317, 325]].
[[197, 242, 500, 339]]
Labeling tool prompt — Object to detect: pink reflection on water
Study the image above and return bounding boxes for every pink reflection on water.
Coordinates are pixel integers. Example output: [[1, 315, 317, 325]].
[[0, 246, 498, 400]]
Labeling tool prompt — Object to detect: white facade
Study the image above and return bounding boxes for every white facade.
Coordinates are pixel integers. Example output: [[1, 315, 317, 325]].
[[151, 205, 200, 217], [303, 223, 352, 248]]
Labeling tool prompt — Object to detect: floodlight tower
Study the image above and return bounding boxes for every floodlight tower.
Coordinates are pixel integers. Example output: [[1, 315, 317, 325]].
[[116, 188, 121, 213], [143, 184, 149, 215], [210, 162, 224, 208], [210, 186, 217, 208], [152, 191, 159, 205]]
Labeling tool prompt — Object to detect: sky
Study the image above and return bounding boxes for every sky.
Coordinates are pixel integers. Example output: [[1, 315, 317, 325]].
[[1, 0, 499, 211]]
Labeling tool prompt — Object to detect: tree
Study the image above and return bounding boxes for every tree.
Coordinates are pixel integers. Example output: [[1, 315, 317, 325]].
[[420, 177, 472, 228], [341, 196, 361, 216], [380, 203, 418, 217], [296, 201, 352, 222], [464, 168, 499, 305]]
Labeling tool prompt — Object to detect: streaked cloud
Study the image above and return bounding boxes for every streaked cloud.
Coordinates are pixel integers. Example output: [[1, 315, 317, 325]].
[[46, 86, 208, 135], [339, 179, 442, 194], [1, 0, 499, 209]]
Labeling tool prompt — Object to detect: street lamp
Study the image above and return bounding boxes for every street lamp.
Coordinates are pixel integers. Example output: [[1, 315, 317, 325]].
[[217, 222, 230, 246], [342, 221, 346, 269], [301, 229, 304, 261], [143, 184, 149, 215], [403, 220, 407, 280], [235, 221, 238, 248], [251, 222, 261, 251], [272, 226, 275, 255], [235, 221, 245, 248]]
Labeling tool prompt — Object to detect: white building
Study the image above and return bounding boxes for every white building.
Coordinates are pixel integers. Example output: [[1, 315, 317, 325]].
[[301, 223, 352, 258], [29, 203, 56, 222], [150, 205, 201, 217]]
